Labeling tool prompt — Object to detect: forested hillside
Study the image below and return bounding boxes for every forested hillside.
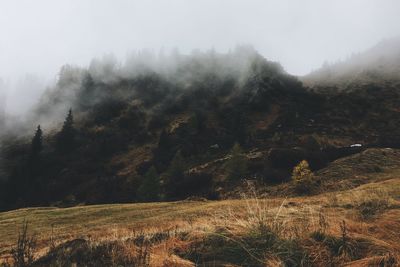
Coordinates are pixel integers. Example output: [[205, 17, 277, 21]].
[[1, 45, 400, 211]]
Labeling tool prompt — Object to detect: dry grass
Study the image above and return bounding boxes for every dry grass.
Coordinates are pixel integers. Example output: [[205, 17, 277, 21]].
[[1, 177, 399, 266]]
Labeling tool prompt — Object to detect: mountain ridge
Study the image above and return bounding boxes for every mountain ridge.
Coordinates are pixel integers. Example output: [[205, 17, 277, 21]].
[[303, 36, 400, 91]]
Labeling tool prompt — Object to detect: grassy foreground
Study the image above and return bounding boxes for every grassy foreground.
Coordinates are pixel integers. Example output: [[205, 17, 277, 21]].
[[1, 177, 400, 266]]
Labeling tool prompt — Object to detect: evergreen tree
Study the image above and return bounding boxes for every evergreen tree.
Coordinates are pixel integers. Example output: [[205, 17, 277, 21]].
[[164, 150, 185, 198], [137, 166, 161, 202], [30, 125, 43, 157], [27, 125, 44, 204], [226, 143, 247, 181], [56, 109, 75, 152]]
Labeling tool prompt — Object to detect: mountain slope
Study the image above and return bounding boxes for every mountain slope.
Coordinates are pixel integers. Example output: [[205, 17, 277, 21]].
[[1, 166, 399, 266], [2, 46, 400, 211], [303, 37, 400, 90]]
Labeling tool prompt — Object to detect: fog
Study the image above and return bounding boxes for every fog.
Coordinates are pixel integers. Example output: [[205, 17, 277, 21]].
[[1, 0, 400, 116]]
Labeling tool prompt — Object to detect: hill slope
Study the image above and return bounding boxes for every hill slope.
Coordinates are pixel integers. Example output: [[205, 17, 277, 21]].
[[1, 168, 399, 266], [303, 37, 400, 91], [2, 47, 400, 211]]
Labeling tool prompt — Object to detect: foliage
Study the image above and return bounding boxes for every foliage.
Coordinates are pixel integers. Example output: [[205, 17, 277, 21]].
[[292, 160, 315, 194]]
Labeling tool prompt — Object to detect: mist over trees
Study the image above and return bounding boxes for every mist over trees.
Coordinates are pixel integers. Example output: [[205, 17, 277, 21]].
[[0, 79, 6, 137], [31, 46, 297, 126], [3, 40, 400, 211], [30, 125, 43, 158]]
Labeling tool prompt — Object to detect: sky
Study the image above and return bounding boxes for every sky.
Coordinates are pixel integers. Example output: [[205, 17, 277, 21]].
[[1, 0, 400, 114]]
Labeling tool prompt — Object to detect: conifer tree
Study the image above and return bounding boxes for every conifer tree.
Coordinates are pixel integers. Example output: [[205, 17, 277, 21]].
[[27, 125, 44, 202], [56, 109, 75, 152], [30, 125, 43, 157], [137, 166, 161, 202]]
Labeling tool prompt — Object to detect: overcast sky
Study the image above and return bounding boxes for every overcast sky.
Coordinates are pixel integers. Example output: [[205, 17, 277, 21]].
[[1, 0, 400, 113]]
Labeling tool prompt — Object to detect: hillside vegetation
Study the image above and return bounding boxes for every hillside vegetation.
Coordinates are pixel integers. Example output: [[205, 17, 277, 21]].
[[2, 46, 400, 211], [0, 153, 399, 265]]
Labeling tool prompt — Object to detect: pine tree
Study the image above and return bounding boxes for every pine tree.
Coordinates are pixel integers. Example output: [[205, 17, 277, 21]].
[[30, 125, 43, 157], [137, 166, 161, 202], [164, 150, 185, 198], [226, 143, 247, 181], [27, 125, 44, 203], [56, 109, 75, 152]]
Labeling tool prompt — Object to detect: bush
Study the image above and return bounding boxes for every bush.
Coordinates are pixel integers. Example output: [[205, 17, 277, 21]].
[[292, 160, 315, 194]]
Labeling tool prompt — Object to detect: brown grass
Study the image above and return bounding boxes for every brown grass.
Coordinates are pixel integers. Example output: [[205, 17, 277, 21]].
[[1, 177, 399, 266]]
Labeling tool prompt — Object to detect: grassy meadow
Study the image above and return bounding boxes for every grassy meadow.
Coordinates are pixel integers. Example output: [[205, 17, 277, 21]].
[[1, 175, 399, 266]]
